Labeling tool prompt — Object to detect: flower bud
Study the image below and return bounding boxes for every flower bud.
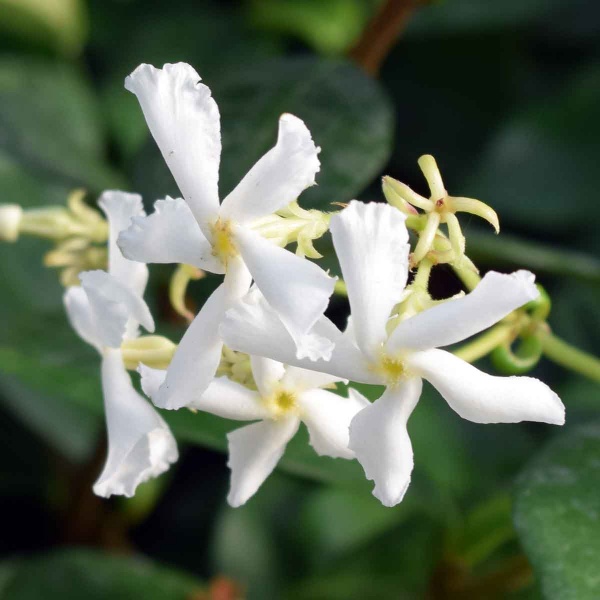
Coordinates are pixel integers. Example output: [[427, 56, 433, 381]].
[[0, 204, 23, 242], [121, 335, 177, 371]]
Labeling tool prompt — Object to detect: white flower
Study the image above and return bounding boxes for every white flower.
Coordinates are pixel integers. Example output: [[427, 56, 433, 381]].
[[221, 201, 565, 507], [139, 356, 368, 507], [63, 191, 178, 498], [117, 63, 336, 410]]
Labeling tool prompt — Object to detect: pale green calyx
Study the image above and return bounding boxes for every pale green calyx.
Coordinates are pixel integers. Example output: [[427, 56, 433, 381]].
[[251, 201, 329, 258], [383, 155, 500, 268]]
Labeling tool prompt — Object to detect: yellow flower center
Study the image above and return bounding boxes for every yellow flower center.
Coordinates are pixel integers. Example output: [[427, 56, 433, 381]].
[[210, 219, 238, 266], [372, 354, 407, 387], [265, 387, 299, 419]]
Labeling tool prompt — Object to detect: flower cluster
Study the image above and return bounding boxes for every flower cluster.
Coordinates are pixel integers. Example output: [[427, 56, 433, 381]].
[[0, 62, 565, 506]]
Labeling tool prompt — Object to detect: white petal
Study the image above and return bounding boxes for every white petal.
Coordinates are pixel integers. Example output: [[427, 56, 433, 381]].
[[125, 63, 221, 231], [223, 254, 253, 301], [387, 270, 540, 353], [79, 270, 154, 347], [329, 201, 410, 358], [408, 349, 565, 425], [250, 356, 285, 398], [138, 364, 167, 401], [63, 286, 100, 350], [280, 365, 347, 392], [93, 349, 178, 498], [299, 388, 370, 459], [219, 113, 320, 223], [190, 377, 268, 420], [118, 197, 223, 273], [98, 190, 149, 296], [227, 417, 300, 507], [234, 226, 335, 359], [349, 379, 422, 507], [220, 289, 378, 384], [152, 283, 226, 410]]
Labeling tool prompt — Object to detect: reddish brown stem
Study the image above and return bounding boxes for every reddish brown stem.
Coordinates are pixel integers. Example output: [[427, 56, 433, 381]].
[[349, 0, 421, 76]]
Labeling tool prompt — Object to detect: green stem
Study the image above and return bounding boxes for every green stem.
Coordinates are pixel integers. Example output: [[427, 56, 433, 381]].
[[539, 330, 600, 383], [452, 259, 481, 291], [413, 258, 433, 289], [453, 324, 513, 363]]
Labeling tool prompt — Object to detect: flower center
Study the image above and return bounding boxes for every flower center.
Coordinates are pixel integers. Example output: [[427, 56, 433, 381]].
[[210, 219, 238, 266], [265, 387, 299, 419], [373, 354, 407, 387]]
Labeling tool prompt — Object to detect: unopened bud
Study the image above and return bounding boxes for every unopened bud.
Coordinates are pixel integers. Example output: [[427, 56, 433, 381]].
[[121, 335, 177, 371], [0, 204, 23, 242]]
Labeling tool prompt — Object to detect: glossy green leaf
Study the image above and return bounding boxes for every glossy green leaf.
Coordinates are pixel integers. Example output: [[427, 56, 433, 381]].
[[0, 58, 123, 195], [0, 0, 87, 57], [132, 56, 394, 210], [514, 421, 600, 599], [248, 0, 372, 54], [467, 67, 600, 232], [0, 548, 204, 599]]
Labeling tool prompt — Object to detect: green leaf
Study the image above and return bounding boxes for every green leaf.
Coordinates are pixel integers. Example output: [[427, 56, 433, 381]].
[[132, 56, 394, 210], [248, 0, 372, 55], [467, 66, 600, 232], [0, 548, 204, 599], [514, 421, 600, 599], [407, 0, 564, 36], [0, 0, 87, 57], [0, 57, 123, 196]]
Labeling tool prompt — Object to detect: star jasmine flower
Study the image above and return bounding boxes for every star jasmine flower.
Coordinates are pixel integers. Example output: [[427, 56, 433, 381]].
[[220, 201, 565, 507], [63, 191, 177, 498], [117, 63, 336, 411], [139, 357, 368, 507]]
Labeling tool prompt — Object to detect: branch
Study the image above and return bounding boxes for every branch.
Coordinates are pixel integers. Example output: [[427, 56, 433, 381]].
[[349, 0, 421, 76]]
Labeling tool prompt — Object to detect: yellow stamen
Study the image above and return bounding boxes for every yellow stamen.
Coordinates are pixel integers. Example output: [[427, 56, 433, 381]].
[[210, 219, 238, 266]]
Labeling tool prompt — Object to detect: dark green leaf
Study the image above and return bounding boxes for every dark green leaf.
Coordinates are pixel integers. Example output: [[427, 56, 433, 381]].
[[0, 548, 204, 599], [467, 67, 600, 232], [514, 421, 600, 599], [0, 58, 123, 196]]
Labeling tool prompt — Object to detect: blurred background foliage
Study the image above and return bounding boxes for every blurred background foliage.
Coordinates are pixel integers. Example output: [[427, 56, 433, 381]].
[[0, 0, 599, 598]]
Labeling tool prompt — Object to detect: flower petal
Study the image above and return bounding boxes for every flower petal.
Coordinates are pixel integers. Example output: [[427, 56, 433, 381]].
[[98, 190, 149, 296], [125, 63, 221, 231], [79, 270, 154, 347], [280, 365, 347, 392], [299, 388, 370, 459], [250, 356, 285, 398], [93, 349, 178, 498], [329, 201, 409, 358], [387, 270, 539, 353], [408, 349, 565, 424], [63, 286, 99, 350], [227, 416, 300, 507], [191, 377, 268, 420], [219, 113, 320, 224], [234, 226, 335, 359], [152, 283, 226, 410], [349, 379, 422, 507], [138, 364, 166, 400], [221, 289, 378, 384], [118, 197, 223, 273]]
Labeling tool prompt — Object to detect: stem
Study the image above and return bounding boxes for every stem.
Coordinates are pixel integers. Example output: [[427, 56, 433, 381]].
[[539, 330, 600, 383], [349, 0, 420, 76], [453, 324, 513, 364], [452, 259, 481, 291], [413, 258, 433, 288]]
